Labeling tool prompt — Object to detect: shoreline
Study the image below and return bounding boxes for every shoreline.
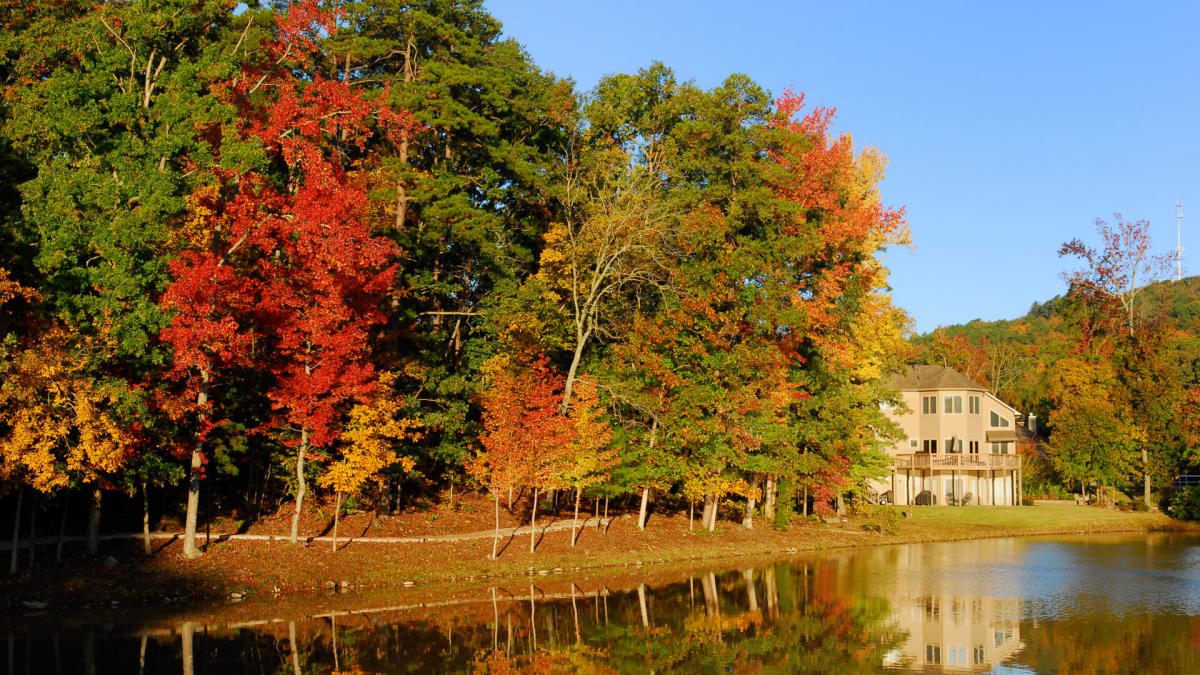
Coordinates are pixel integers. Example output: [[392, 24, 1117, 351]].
[[4, 504, 1196, 627]]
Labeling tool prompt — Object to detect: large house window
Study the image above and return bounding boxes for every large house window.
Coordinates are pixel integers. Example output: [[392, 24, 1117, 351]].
[[909, 439, 920, 449], [969, 440, 980, 454], [922, 396, 937, 414], [969, 396, 981, 414], [991, 441, 1010, 454], [922, 439, 938, 453], [945, 438, 962, 453], [989, 410, 1011, 428], [944, 395, 963, 414]]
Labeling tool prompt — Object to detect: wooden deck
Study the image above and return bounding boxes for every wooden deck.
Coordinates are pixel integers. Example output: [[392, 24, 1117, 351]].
[[894, 453, 1021, 471]]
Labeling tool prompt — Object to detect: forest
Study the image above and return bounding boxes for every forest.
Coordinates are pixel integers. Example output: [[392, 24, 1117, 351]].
[[4, 1, 1198, 571], [0, 0, 914, 560]]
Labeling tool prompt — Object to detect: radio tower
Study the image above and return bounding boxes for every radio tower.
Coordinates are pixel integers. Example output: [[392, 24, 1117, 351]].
[[1176, 201, 1185, 281]]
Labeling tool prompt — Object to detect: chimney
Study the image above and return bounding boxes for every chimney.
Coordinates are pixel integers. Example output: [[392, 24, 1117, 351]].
[[1027, 414, 1037, 434]]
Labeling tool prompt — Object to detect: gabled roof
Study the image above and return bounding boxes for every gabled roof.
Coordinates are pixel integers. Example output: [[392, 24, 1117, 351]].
[[886, 364, 987, 392]]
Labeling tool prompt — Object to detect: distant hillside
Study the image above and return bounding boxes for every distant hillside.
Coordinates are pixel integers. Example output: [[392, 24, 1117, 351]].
[[917, 275, 1200, 345], [909, 275, 1200, 416]]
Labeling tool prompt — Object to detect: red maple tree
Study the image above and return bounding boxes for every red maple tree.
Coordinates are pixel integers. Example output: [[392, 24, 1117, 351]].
[[161, 0, 418, 552]]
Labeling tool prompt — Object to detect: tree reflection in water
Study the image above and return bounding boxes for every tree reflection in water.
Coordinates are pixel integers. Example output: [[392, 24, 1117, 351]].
[[11, 536, 1200, 673]]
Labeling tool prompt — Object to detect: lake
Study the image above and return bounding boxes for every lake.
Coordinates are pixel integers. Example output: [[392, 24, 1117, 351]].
[[7, 533, 1200, 673]]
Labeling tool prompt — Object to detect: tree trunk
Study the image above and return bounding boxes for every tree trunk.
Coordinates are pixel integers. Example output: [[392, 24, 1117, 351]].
[[85, 486, 101, 555], [9, 489, 21, 575], [561, 323, 593, 411], [529, 488, 538, 554], [637, 486, 650, 530], [56, 494, 68, 562], [27, 496, 35, 568], [704, 494, 718, 532], [331, 492, 341, 552], [181, 623, 195, 675], [492, 490, 500, 560], [803, 485, 809, 517], [603, 496, 609, 534], [1143, 447, 1151, 506], [689, 499, 694, 532], [290, 427, 309, 545], [836, 493, 845, 517], [141, 479, 151, 556], [183, 370, 210, 558], [743, 495, 755, 530], [571, 488, 581, 547], [594, 496, 600, 530], [507, 486, 513, 510], [764, 475, 776, 520]]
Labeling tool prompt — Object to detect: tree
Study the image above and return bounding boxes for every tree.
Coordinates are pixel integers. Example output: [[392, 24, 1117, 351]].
[[476, 357, 575, 554], [1060, 215, 1176, 504], [319, 372, 422, 551], [161, 0, 418, 551], [561, 376, 615, 545], [0, 326, 135, 555]]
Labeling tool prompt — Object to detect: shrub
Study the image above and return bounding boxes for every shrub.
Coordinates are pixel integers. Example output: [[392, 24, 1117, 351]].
[[1021, 498, 1034, 506], [1168, 487, 1200, 521], [1131, 500, 1149, 512], [861, 506, 900, 535]]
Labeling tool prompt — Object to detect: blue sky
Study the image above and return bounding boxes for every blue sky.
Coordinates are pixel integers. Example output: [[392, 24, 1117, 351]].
[[485, 0, 1199, 334]]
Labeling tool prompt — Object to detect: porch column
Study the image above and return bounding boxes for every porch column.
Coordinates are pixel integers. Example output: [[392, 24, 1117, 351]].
[[891, 470, 896, 505], [988, 469, 993, 506]]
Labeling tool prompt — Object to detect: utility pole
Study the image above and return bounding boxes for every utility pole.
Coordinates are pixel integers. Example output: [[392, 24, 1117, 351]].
[[1176, 201, 1184, 281]]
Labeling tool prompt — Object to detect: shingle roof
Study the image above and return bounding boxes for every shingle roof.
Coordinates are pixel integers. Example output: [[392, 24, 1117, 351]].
[[886, 364, 987, 392]]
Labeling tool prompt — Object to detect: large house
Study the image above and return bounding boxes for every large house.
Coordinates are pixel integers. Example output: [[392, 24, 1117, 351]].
[[874, 365, 1024, 506]]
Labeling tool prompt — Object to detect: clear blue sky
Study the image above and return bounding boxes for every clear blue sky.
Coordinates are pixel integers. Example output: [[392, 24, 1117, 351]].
[[486, 0, 1199, 334]]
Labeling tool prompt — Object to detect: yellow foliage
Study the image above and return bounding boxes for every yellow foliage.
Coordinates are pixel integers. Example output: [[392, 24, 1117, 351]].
[[171, 185, 219, 251], [0, 327, 133, 491], [320, 372, 423, 495], [561, 376, 616, 490]]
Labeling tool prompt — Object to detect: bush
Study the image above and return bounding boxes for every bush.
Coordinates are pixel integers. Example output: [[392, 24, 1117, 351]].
[[1168, 487, 1200, 521], [861, 506, 900, 535], [1021, 498, 1034, 506], [1131, 500, 1149, 512]]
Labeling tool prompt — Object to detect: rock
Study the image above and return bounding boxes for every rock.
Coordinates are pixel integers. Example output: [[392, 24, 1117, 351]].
[[338, 581, 349, 590], [229, 592, 244, 600], [403, 581, 415, 587], [324, 581, 337, 589], [101, 556, 118, 569], [21, 601, 48, 610], [537, 569, 549, 575], [552, 567, 563, 573]]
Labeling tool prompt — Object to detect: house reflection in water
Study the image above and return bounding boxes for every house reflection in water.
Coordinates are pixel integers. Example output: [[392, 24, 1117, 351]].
[[852, 538, 1026, 671]]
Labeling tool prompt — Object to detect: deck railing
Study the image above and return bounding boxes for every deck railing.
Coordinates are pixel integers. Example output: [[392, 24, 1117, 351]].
[[893, 453, 1021, 471]]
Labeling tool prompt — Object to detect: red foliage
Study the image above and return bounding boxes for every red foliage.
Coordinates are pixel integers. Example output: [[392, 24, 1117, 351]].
[[160, 0, 419, 454]]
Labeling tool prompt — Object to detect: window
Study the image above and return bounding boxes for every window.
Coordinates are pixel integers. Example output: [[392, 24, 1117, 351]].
[[968, 440, 980, 454], [973, 645, 986, 665], [945, 438, 962, 453], [989, 410, 1011, 428], [925, 644, 942, 665], [991, 441, 1010, 454], [969, 396, 981, 414], [909, 439, 920, 449], [922, 439, 938, 453], [944, 395, 963, 414], [922, 396, 937, 414]]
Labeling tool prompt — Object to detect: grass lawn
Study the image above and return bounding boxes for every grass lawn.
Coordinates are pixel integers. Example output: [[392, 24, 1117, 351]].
[[893, 502, 1184, 540]]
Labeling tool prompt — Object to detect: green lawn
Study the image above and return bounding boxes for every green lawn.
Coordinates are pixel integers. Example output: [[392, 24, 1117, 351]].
[[893, 502, 1188, 536]]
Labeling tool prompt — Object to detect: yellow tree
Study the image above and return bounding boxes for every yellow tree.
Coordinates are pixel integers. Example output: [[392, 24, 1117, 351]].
[[561, 376, 615, 546], [0, 326, 134, 556], [319, 372, 422, 551]]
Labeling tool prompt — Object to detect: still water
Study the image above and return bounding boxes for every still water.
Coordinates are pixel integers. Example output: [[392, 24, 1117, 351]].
[[7, 533, 1200, 673]]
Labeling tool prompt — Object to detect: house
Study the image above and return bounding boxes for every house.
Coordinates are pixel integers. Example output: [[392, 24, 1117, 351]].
[[874, 365, 1023, 506]]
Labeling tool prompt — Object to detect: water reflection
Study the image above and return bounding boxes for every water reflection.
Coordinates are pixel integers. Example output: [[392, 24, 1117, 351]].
[[6, 534, 1200, 673]]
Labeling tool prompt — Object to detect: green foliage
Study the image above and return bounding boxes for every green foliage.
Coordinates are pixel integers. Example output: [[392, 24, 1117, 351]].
[[1167, 487, 1200, 520]]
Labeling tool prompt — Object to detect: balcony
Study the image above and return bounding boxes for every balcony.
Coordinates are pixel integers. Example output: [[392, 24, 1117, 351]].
[[893, 453, 1021, 471]]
